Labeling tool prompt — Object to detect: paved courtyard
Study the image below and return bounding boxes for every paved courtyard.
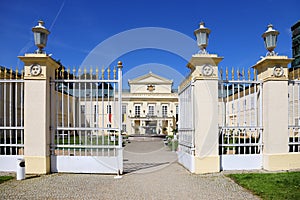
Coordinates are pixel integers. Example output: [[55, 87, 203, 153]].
[[0, 139, 259, 199]]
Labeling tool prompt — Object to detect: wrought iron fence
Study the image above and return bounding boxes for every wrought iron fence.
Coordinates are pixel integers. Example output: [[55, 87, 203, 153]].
[[288, 80, 300, 152], [0, 67, 24, 156], [218, 68, 263, 155], [178, 81, 194, 155], [50, 66, 123, 157]]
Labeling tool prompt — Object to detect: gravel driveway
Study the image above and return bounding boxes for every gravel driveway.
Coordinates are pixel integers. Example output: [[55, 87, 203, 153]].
[[0, 139, 259, 199]]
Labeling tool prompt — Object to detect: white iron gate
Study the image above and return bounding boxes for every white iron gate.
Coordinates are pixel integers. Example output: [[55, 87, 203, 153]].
[[50, 66, 123, 174], [218, 69, 263, 170], [0, 68, 24, 171], [177, 81, 195, 172], [288, 80, 300, 153]]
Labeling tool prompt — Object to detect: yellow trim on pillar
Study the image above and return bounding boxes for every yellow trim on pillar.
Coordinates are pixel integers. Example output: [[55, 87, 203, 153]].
[[24, 156, 50, 174], [263, 154, 300, 171], [194, 155, 220, 174]]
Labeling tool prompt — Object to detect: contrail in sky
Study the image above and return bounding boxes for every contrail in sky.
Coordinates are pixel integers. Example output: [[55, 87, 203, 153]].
[[49, 0, 66, 31]]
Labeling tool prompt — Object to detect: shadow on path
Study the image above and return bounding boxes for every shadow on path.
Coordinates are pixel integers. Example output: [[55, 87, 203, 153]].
[[123, 162, 170, 174], [123, 139, 177, 174]]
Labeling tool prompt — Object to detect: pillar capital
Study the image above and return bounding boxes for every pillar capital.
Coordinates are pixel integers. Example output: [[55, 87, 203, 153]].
[[18, 53, 60, 80], [187, 53, 223, 80], [252, 55, 293, 81]]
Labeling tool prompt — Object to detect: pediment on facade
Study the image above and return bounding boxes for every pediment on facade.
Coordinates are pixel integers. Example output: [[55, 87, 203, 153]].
[[128, 72, 173, 85]]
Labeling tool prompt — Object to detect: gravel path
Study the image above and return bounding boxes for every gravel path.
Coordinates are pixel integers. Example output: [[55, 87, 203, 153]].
[[0, 140, 260, 200]]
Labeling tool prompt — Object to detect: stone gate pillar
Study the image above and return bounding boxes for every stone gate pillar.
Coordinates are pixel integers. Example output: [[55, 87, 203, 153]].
[[19, 53, 59, 174], [252, 55, 297, 171], [187, 53, 223, 173]]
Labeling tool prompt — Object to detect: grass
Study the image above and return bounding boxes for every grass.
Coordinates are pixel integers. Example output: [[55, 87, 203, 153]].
[[56, 135, 120, 145], [0, 176, 13, 184], [227, 172, 300, 200]]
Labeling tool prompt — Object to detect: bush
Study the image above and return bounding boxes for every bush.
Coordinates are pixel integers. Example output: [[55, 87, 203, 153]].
[[166, 135, 178, 151]]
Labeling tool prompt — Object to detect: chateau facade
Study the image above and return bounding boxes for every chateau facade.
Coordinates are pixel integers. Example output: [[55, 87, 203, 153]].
[[122, 72, 178, 135], [77, 71, 178, 136]]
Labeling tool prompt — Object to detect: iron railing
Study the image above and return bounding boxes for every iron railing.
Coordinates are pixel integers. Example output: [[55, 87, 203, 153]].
[[0, 68, 24, 156], [50, 67, 123, 157], [218, 68, 263, 155], [288, 80, 300, 152]]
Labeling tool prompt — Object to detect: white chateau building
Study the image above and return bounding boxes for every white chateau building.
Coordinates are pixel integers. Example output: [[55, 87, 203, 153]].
[[122, 72, 178, 135], [76, 71, 179, 136]]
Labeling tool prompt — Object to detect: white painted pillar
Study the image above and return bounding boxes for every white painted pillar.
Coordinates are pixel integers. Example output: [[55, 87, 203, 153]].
[[19, 53, 59, 174], [187, 54, 223, 174], [252, 56, 300, 171]]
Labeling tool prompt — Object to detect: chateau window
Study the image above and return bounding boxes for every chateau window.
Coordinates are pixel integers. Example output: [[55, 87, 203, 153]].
[[122, 105, 127, 123], [148, 105, 154, 116], [135, 105, 141, 117], [81, 105, 85, 113], [94, 105, 98, 122], [295, 118, 299, 126], [176, 105, 179, 121], [162, 105, 168, 117], [122, 124, 127, 132], [122, 105, 127, 114], [107, 105, 112, 114]]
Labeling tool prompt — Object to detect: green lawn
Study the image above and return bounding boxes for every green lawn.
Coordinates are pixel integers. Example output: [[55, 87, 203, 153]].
[[56, 135, 120, 145], [0, 176, 13, 184], [227, 172, 300, 200]]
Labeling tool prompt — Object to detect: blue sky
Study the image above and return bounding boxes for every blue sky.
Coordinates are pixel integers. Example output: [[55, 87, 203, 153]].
[[0, 0, 299, 87]]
